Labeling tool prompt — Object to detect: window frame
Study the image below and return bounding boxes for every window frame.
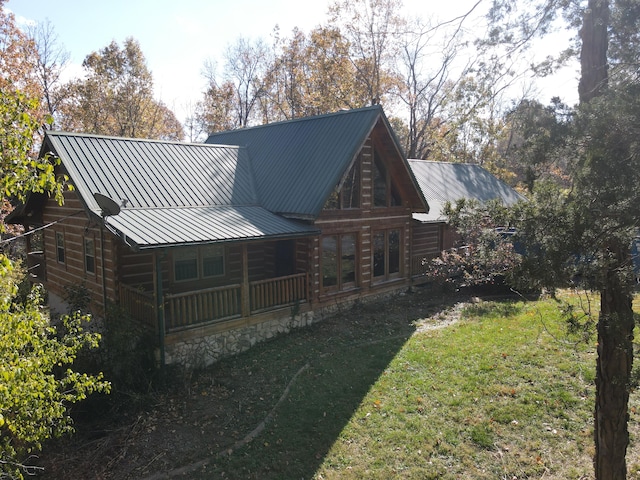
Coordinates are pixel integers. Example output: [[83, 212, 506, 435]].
[[321, 233, 358, 292], [55, 231, 65, 264], [84, 237, 96, 274], [372, 228, 402, 282], [173, 245, 225, 283]]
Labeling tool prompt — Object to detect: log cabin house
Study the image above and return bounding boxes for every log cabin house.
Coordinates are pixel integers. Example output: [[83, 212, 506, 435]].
[[10, 106, 432, 367]]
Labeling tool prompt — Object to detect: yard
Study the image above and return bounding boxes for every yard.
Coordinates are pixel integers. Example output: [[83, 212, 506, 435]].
[[40, 288, 640, 479]]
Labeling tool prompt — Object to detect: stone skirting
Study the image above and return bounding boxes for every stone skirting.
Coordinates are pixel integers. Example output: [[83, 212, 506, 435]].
[[164, 285, 410, 368]]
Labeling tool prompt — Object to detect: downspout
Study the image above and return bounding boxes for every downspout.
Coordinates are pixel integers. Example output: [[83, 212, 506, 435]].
[[100, 225, 108, 311]]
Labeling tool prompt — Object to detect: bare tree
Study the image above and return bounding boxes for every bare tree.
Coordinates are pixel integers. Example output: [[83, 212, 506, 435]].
[[26, 19, 69, 123], [223, 37, 270, 128], [328, 0, 404, 106]]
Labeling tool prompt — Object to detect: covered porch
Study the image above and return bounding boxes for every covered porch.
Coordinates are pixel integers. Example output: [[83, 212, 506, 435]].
[[117, 238, 313, 333]]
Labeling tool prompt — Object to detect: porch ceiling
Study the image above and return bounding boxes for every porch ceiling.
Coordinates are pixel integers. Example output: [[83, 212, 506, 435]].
[[104, 205, 318, 250]]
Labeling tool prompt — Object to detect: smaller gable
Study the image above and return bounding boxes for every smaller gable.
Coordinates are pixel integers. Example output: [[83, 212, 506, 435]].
[[409, 160, 524, 223]]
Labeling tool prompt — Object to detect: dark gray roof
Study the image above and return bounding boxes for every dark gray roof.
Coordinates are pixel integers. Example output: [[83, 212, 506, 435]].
[[45, 132, 317, 249], [106, 206, 316, 250], [205, 106, 388, 218], [408, 160, 524, 223]]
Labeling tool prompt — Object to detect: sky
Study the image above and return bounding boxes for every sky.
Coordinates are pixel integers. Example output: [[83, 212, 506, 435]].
[[7, 0, 579, 126]]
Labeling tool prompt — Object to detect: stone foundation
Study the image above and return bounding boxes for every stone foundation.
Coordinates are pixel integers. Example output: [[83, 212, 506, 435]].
[[164, 309, 316, 368], [164, 286, 409, 368]]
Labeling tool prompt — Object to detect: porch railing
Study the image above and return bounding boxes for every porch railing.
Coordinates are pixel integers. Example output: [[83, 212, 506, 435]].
[[250, 273, 307, 313], [121, 273, 309, 332], [165, 284, 242, 330], [119, 284, 156, 327]]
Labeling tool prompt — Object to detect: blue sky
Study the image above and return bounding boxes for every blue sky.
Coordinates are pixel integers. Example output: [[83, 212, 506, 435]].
[[8, 0, 331, 116], [7, 0, 578, 125]]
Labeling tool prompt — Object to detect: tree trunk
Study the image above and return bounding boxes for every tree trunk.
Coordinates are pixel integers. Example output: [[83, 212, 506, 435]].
[[578, 2, 635, 478], [594, 240, 635, 479], [579, 0, 609, 103]]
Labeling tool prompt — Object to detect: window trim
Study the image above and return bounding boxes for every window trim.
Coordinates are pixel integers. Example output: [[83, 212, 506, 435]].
[[372, 228, 402, 282], [84, 237, 96, 274], [321, 233, 358, 292], [173, 245, 225, 283], [55, 231, 65, 264]]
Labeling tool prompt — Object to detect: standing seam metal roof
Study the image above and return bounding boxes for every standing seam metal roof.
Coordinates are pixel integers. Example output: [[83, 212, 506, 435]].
[[205, 106, 386, 217], [45, 132, 317, 249], [408, 160, 524, 222]]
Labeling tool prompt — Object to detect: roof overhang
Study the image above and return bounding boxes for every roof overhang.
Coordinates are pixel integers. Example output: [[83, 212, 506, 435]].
[[103, 205, 319, 251]]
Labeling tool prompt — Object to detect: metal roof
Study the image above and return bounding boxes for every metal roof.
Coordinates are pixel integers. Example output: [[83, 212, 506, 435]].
[[44, 132, 317, 249], [408, 160, 524, 223], [205, 106, 388, 218], [105, 206, 317, 250]]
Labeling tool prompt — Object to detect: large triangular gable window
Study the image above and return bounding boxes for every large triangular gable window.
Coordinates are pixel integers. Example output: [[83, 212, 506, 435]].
[[373, 150, 401, 208], [323, 160, 361, 210]]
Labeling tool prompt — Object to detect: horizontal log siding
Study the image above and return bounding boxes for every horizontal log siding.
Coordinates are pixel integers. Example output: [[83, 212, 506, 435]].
[[411, 222, 442, 277], [119, 248, 154, 292], [412, 222, 442, 257], [42, 190, 118, 313]]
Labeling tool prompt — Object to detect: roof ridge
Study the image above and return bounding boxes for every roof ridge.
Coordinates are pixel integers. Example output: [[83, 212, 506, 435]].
[[208, 105, 383, 135], [46, 130, 242, 149]]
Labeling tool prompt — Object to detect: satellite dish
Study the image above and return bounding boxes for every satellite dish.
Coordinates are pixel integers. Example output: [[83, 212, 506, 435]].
[[93, 192, 121, 217]]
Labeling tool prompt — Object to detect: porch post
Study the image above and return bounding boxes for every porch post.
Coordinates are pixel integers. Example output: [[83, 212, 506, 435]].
[[241, 244, 250, 317], [154, 250, 166, 368]]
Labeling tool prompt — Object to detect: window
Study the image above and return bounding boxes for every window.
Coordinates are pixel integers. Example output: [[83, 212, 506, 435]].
[[321, 234, 357, 291], [373, 229, 401, 280], [174, 249, 198, 281], [56, 232, 65, 263], [202, 245, 225, 277], [373, 151, 401, 208], [323, 161, 361, 210], [341, 162, 360, 209], [322, 236, 338, 288], [174, 246, 225, 282], [84, 238, 95, 274], [373, 157, 387, 208]]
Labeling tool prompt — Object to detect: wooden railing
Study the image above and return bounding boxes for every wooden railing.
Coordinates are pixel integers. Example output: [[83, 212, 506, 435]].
[[121, 273, 309, 331], [250, 273, 307, 313], [165, 284, 242, 330], [26, 251, 45, 281], [119, 284, 156, 327]]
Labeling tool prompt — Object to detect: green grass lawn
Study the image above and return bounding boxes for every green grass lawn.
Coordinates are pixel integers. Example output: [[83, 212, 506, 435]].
[[315, 298, 604, 479], [52, 291, 639, 479], [195, 292, 640, 480]]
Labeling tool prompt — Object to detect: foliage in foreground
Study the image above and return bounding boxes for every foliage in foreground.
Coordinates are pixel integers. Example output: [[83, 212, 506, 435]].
[[0, 263, 110, 478]]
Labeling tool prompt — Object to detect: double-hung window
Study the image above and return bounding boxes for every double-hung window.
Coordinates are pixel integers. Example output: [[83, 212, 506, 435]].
[[56, 232, 65, 263], [84, 238, 95, 274]]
